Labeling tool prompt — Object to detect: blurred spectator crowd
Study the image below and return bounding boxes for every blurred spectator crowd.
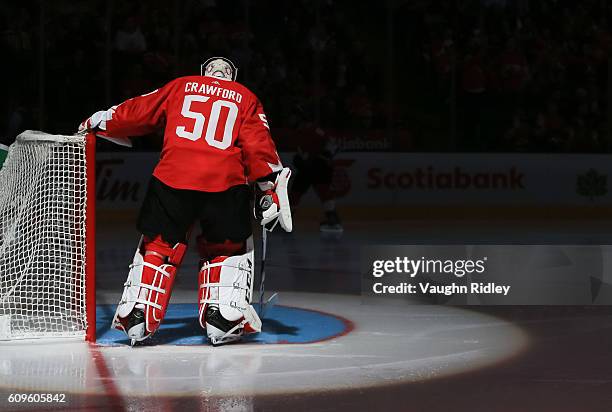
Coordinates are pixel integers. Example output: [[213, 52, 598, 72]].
[[1, 0, 610, 153], [411, 0, 611, 152], [0, 0, 379, 150]]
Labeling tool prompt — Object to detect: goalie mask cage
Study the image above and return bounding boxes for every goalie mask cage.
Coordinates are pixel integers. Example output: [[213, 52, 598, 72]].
[[0, 131, 96, 342]]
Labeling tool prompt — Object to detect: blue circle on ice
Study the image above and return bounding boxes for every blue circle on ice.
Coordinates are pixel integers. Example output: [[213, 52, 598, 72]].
[[95, 303, 353, 346]]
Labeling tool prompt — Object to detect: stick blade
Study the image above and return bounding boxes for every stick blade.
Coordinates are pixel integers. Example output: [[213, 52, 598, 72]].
[[261, 292, 279, 319]]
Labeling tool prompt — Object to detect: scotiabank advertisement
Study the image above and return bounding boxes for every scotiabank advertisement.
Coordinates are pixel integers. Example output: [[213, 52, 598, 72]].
[[95, 152, 612, 209]]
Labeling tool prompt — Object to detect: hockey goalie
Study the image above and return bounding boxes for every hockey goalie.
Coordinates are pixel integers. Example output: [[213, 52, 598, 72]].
[[80, 57, 292, 346]]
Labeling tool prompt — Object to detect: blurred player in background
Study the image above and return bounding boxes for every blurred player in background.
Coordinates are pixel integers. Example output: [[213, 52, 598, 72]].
[[80, 57, 292, 346], [290, 123, 343, 233]]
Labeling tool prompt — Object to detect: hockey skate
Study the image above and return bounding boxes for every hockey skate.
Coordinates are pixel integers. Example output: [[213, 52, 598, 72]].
[[115, 305, 147, 346], [320, 210, 343, 233], [204, 305, 246, 346]]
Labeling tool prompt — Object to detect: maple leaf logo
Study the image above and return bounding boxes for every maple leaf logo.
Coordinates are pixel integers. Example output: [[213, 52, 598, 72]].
[[576, 169, 607, 200]]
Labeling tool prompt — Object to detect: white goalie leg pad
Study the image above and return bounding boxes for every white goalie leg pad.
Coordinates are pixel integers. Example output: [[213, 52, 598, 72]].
[[112, 248, 144, 327], [199, 250, 262, 343], [112, 238, 182, 343]]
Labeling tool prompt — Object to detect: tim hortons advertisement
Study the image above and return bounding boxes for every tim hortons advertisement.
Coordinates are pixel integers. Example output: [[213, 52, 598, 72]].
[[95, 152, 612, 210]]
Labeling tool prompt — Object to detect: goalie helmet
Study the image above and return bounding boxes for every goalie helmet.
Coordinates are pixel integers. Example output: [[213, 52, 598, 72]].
[[201, 57, 238, 81]]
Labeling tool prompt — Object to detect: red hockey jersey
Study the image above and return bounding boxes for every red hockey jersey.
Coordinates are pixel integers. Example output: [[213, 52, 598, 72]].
[[98, 76, 282, 192]]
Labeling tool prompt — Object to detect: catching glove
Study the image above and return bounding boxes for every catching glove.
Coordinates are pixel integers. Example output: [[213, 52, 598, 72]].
[[254, 168, 293, 232]]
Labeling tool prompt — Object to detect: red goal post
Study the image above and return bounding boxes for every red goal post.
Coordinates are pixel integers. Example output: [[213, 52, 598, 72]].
[[0, 130, 96, 342]]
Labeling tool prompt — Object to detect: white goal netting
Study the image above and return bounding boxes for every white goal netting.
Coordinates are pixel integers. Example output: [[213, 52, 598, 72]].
[[0, 131, 90, 340]]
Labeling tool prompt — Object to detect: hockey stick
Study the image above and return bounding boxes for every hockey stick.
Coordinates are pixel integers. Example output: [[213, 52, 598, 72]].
[[257, 167, 292, 318], [258, 226, 268, 317], [258, 226, 278, 318]]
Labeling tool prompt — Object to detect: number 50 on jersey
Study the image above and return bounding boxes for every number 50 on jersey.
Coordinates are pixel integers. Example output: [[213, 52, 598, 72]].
[[176, 95, 239, 150]]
